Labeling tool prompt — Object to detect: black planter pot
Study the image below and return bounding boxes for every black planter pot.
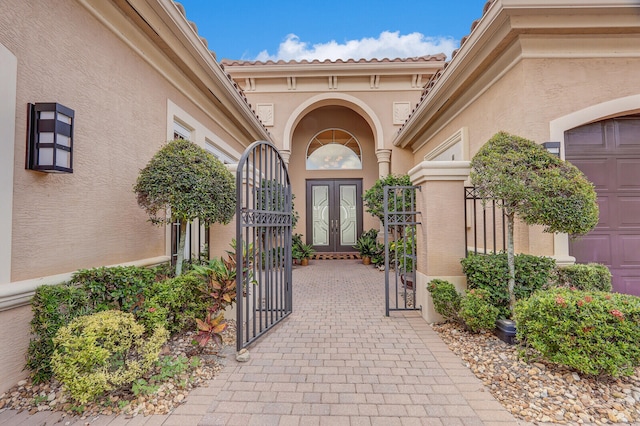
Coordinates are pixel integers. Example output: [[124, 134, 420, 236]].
[[495, 319, 516, 345]]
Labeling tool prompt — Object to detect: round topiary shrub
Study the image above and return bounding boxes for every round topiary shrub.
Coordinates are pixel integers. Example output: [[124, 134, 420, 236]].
[[515, 288, 640, 376], [426, 279, 461, 323], [51, 310, 168, 403], [459, 288, 499, 333]]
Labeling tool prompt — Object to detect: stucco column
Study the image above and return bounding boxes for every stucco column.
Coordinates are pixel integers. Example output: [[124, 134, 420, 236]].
[[279, 149, 291, 167], [375, 149, 392, 177], [408, 160, 470, 323]]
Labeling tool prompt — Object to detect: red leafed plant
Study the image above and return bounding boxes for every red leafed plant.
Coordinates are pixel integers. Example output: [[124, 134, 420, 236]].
[[192, 255, 237, 313], [194, 312, 227, 347]]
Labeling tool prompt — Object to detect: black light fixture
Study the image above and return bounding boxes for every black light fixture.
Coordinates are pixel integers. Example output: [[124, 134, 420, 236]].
[[27, 102, 74, 173], [542, 141, 561, 158]]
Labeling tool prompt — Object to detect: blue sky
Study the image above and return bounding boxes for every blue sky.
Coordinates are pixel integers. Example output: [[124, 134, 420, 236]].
[[177, 0, 488, 61]]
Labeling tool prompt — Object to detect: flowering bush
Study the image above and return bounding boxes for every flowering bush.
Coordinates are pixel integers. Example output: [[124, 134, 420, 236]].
[[459, 289, 500, 333], [515, 288, 640, 376]]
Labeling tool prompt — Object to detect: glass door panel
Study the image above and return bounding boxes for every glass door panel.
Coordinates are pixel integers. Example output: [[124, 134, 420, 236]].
[[306, 179, 362, 252], [312, 185, 330, 246], [339, 185, 357, 247]]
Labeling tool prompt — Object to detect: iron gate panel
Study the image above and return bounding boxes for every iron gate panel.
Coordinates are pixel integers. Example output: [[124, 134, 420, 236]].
[[464, 186, 506, 257], [236, 141, 293, 351], [384, 185, 421, 316]]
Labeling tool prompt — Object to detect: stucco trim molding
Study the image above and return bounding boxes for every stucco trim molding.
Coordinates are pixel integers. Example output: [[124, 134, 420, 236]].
[[408, 161, 471, 184], [0, 256, 170, 312], [0, 44, 16, 285], [282, 93, 385, 151]]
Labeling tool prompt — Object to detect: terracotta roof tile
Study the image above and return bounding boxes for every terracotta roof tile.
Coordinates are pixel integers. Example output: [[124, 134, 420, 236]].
[[220, 55, 446, 67]]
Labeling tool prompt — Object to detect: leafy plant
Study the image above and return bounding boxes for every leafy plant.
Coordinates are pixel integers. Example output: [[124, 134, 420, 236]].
[[553, 263, 612, 292], [390, 226, 416, 273], [297, 243, 315, 259], [26, 283, 94, 384], [363, 174, 412, 222], [426, 279, 462, 323], [459, 289, 500, 333], [51, 310, 168, 403], [461, 252, 556, 318], [515, 288, 640, 376], [70, 266, 155, 312], [471, 132, 599, 316], [137, 274, 209, 333], [131, 378, 159, 396], [134, 139, 236, 276], [354, 234, 378, 258], [194, 312, 227, 347], [192, 256, 237, 313]]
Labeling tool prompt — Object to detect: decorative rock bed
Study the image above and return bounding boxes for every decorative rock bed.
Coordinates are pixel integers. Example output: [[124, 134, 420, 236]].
[[432, 322, 640, 424]]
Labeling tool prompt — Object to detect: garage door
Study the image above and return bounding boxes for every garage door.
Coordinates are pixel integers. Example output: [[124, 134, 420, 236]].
[[565, 114, 640, 295]]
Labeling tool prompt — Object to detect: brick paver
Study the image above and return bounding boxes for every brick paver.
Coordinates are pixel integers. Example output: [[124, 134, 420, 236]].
[[0, 260, 529, 426]]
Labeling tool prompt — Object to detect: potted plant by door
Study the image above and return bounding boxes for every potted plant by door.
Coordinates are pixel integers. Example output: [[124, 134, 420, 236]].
[[354, 235, 377, 265], [298, 243, 315, 266]]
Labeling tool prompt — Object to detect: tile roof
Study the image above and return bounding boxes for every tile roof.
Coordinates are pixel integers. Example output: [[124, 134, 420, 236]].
[[220, 55, 447, 66]]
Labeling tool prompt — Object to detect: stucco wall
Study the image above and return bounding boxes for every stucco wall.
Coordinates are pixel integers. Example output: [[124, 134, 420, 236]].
[[413, 48, 640, 257], [0, 0, 251, 392]]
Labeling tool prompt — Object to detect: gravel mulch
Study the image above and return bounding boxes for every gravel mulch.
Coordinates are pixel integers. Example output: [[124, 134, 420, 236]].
[[432, 322, 640, 424], [0, 320, 236, 421]]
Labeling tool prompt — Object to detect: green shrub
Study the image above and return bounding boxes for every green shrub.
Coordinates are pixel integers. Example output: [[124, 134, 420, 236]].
[[51, 310, 168, 403], [70, 266, 156, 312], [515, 288, 640, 376], [26, 283, 95, 384], [554, 263, 612, 292], [137, 274, 209, 333], [426, 279, 461, 322], [459, 289, 500, 333], [461, 253, 556, 318]]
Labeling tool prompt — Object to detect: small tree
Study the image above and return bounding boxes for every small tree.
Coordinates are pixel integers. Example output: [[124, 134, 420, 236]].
[[363, 174, 412, 222], [134, 139, 236, 276], [470, 132, 598, 316]]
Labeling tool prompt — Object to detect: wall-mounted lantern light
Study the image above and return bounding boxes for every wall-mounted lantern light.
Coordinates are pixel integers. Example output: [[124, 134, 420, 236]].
[[27, 103, 74, 173], [542, 141, 561, 158]]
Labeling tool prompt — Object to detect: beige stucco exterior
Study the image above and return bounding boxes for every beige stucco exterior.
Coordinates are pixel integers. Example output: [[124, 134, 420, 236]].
[[0, 0, 270, 391], [222, 57, 446, 241], [1, 0, 639, 390]]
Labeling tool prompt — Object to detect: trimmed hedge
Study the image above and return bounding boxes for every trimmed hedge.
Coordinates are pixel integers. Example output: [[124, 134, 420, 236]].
[[70, 266, 156, 312], [554, 263, 612, 292], [26, 284, 96, 384], [426, 279, 461, 322], [461, 253, 556, 318], [515, 288, 640, 376], [459, 288, 499, 333]]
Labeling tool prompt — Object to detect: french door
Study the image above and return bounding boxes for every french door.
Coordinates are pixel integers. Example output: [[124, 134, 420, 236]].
[[306, 179, 363, 252]]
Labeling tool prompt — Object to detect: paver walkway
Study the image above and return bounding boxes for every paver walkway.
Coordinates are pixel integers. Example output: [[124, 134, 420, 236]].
[[0, 260, 527, 426]]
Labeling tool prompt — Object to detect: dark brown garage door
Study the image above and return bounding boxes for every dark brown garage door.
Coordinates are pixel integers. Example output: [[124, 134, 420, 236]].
[[565, 114, 640, 295]]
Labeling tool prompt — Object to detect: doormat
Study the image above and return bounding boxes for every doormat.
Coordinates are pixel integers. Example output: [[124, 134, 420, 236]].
[[311, 253, 360, 260]]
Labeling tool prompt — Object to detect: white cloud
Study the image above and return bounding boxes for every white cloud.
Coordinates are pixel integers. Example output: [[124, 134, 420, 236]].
[[253, 31, 457, 62]]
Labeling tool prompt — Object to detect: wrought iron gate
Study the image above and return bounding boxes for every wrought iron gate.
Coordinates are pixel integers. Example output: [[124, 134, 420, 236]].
[[236, 141, 293, 351], [464, 186, 506, 256], [384, 185, 421, 316]]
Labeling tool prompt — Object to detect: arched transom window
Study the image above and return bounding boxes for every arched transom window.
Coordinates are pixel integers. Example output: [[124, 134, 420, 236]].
[[306, 128, 362, 170]]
